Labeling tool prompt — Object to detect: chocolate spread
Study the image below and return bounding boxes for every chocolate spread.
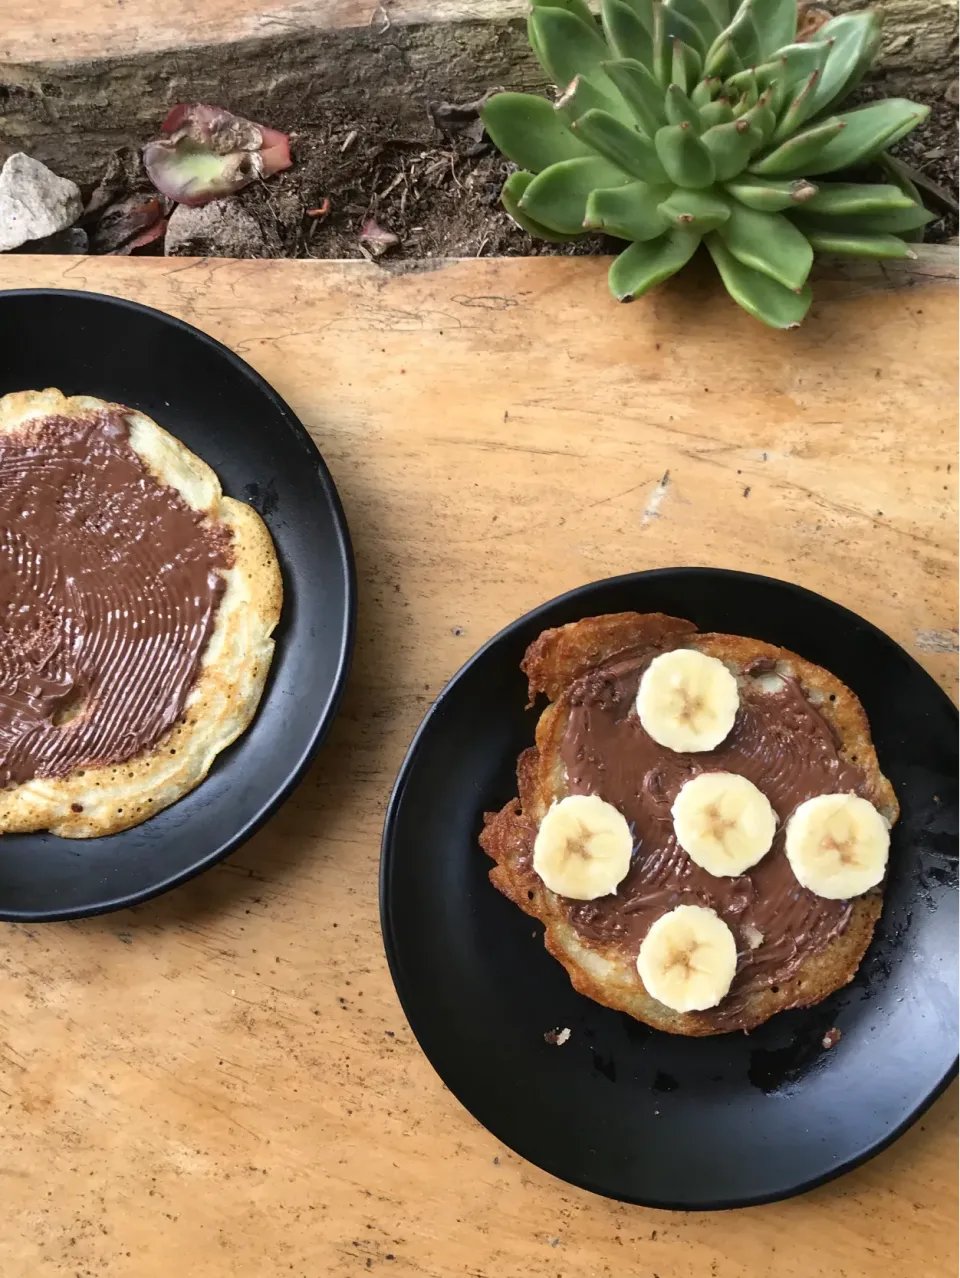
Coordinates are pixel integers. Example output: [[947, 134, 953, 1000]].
[[556, 650, 871, 1030], [0, 408, 232, 788]]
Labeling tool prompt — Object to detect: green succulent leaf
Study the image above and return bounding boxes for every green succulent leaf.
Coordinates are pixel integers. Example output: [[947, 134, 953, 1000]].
[[806, 13, 882, 116], [665, 83, 702, 129], [572, 108, 669, 181], [724, 174, 818, 210], [739, 93, 777, 149], [701, 118, 754, 180], [879, 108, 933, 150], [878, 152, 925, 207], [691, 76, 723, 107], [481, 93, 589, 172], [660, 3, 710, 56], [799, 228, 916, 259], [703, 38, 742, 79], [726, 66, 758, 95], [584, 180, 672, 238], [750, 0, 798, 61], [664, 0, 723, 45], [500, 170, 577, 241], [699, 98, 735, 127], [703, 0, 736, 27], [732, 75, 761, 113], [602, 0, 654, 65], [748, 116, 846, 175], [716, 202, 813, 290], [799, 100, 930, 176], [529, 0, 597, 28], [793, 203, 933, 234], [621, 0, 656, 26], [772, 69, 823, 142], [608, 227, 701, 300], [801, 182, 918, 216], [555, 73, 625, 125], [705, 233, 812, 327], [602, 58, 667, 135], [672, 38, 704, 93], [520, 155, 632, 233], [753, 40, 830, 93], [658, 187, 731, 230], [529, 6, 612, 88], [655, 122, 716, 187], [720, 1, 766, 67]]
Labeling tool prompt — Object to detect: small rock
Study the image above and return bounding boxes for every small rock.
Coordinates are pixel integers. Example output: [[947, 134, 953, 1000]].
[[544, 1026, 571, 1046], [946, 80, 959, 107], [0, 153, 82, 252], [164, 199, 268, 258]]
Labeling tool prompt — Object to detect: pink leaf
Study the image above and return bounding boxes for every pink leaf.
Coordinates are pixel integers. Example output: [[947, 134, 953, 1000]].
[[359, 217, 400, 256], [143, 105, 291, 207]]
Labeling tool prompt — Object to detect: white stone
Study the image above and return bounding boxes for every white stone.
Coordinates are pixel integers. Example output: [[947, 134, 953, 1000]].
[[164, 200, 268, 258], [0, 153, 83, 252]]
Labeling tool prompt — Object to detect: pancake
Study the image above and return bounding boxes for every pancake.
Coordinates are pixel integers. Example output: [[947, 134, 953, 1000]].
[[0, 389, 282, 838], [480, 611, 898, 1035]]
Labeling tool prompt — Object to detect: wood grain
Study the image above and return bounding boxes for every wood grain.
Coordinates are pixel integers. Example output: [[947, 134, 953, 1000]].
[[0, 253, 956, 1278], [2, 0, 954, 66]]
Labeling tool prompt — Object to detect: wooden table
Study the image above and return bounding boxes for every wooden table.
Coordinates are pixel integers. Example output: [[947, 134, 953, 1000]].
[[0, 253, 956, 1277]]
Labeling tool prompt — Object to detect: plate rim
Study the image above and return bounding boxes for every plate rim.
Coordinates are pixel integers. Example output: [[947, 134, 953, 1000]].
[[0, 287, 357, 923], [380, 566, 958, 1209]]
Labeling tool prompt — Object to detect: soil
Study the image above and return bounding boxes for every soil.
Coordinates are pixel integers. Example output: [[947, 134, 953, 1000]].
[[27, 75, 960, 260], [239, 106, 615, 262]]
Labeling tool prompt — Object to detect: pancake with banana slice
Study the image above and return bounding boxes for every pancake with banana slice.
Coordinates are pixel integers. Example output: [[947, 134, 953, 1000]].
[[480, 611, 898, 1035]]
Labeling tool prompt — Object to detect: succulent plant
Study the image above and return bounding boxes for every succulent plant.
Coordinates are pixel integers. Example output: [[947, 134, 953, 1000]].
[[482, 0, 932, 326]]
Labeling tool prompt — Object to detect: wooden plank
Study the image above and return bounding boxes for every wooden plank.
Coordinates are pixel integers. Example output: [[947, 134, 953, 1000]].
[[2, 0, 955, 66], [0, 253, 956, 1277], [2, 0, 522, 61]]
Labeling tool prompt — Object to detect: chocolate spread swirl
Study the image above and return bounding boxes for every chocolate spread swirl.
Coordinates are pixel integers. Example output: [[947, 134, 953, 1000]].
[[0, 408, 232, 788], [557, 651, 871, 1030]]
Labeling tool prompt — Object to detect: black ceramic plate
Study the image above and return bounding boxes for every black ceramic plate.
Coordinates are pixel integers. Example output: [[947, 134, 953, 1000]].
[[0, 289, 355, 921], [381, 569, 958, 1209]]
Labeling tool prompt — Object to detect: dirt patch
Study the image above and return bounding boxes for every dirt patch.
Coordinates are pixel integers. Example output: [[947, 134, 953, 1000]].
[[237, 114, 612, 261], [19, 75, 958, 260]]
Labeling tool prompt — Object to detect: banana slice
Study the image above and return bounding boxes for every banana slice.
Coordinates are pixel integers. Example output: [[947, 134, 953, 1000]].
[[637, 904, 737, 1013], [533, 794, 633, 901], [785, 792, 889, 899], [636, 649, 739, 753], [672, 771, 777, 876]]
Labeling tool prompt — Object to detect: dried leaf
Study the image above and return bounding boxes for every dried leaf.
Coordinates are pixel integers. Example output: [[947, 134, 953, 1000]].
[[359, 217, 400, 255], [796, 3, 832, 41], [91, 194, 168, 254]]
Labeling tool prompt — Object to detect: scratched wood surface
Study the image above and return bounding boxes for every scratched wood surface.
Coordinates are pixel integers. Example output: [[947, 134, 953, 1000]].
[[3, 0, 952, 66], [0, 0, 518, 61], [0, 253, 956, 1278]]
